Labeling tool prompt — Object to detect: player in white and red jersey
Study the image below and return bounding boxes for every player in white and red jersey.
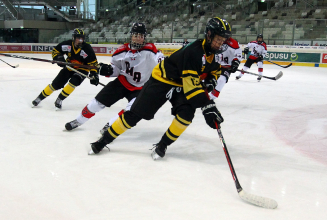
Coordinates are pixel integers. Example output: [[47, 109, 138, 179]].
[[65, 23, 164, 131], [236, 34, 267, 81], [208, 37, 242, 100]]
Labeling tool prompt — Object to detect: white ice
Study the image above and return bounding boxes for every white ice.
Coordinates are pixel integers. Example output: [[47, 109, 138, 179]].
[[0, 54, 326, 220]]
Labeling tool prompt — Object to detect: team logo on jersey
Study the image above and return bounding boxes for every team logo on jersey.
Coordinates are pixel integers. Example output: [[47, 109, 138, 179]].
[[80, 50, 88, 59], [215, 54, 219, 62], [62, 45, 71, 52]]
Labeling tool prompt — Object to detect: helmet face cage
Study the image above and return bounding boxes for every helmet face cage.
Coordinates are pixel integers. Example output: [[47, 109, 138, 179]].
[[257, 34, 263, 44], [72, 28, 85, 48], [205, 17, 231, 53], [130, 23, 147, 50]]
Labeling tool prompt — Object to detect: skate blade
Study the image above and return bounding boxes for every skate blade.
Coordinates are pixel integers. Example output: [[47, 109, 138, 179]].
[[88, 149, 96, 155], [151, 151, 161, 160], [55, 107, 61, 111]]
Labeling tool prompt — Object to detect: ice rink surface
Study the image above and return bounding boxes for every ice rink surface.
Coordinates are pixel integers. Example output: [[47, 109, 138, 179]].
[[0, 54, 326, 219]]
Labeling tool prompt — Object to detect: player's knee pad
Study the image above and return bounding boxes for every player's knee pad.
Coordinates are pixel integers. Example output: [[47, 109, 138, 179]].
[[121, 111, 142, 128], [69, 74, 84, 86], [50, 82, 62, 90], [87, 98, 105, 113], [174, 105, 195, 122]]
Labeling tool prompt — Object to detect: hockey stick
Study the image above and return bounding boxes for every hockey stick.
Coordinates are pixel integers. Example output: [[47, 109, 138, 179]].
[[66, 66, 106, 87], [215, 122, 278, 209], [266, 60, 292, 68], [237, 69, 283, 81], [0, 58, 19, 68], [0, 53, 97, 69]]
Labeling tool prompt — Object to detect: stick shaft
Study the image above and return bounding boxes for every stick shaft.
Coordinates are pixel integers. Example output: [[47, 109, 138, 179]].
[[216, 123, 242, 192], [266, 60, 292, 68], [0, 58, 18, 68], [66, 66, 106, 87], [0, 53, 97, 69]]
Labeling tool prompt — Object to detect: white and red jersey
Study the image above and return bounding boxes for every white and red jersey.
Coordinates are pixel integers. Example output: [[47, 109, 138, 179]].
[[247, 40, 267, 59], [111, 43, 164, 90], [216, 37, 242, 68]]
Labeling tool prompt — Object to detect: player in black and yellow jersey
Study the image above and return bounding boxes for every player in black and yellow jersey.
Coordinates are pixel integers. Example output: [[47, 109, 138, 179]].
[[32, 28, 99, 110], [89, 17, 231, 159]]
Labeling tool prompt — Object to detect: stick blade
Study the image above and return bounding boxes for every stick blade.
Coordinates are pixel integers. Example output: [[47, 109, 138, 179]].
[[14, 64, 19, 68], [238, 190, 278, 209], [274, 71, 283, 80], [284, 63, 292, 68]]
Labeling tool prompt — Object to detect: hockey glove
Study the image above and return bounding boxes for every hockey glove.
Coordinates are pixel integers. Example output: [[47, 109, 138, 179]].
[[53, 54, 66, 67], [231, 59, 240, 73], [99, 63, 113, 77], [89, 71, 99, 86], [257, 55, 264, 62], [202, 74, 217, 93], [201, 100, 224, 129], [243, 47, 249, 55]]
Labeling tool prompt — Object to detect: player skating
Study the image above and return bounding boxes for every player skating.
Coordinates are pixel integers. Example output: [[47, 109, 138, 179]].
[[32, 28, 99, 109], [208, 37, 242, 99], [65, 23, 164, 131], [88, 17, 231, 159], [236, 34, 267, 81]]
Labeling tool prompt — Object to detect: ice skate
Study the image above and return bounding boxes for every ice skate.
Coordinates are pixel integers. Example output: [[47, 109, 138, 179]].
[[257, 76, 262, 82], [54, 97, 62, 110], [236, 75, 242, 80], [88, 132, 112, 155], [32, 97, 42, 107], [151, 143, 167, 160], [65, 119, 81, 131], [100, 122, 110, 135]]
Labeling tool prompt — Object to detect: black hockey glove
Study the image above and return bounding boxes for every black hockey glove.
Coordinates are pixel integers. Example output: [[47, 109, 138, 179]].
[[201, 100, 224, 129], [231, 59, 240, 73], [99, 63, 113, 77], [202, 74, 217, 93], [89, 71, 99, 86], [53, 54, 66, 67], [243, 47, 249, 55], [257, 55, 264, 62]]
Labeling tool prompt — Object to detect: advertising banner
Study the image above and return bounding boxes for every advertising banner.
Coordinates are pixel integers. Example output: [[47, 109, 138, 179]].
[[92, 47, 107, 53], [312, 41, 327, 46], [265, 52, 320, 63], [321, 53, 327, 63], [32, 45, 55, 51], [0, 45, 31, 51], [293, 40, 311, 46]]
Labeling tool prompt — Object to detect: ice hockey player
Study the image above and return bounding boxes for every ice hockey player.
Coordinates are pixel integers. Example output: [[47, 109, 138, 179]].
[[236, 34, 267, 81], [65, 23, 164, 131], [208, 37, 242, 99], [32, 28, 99, 109], [87, 17, 230, 160]]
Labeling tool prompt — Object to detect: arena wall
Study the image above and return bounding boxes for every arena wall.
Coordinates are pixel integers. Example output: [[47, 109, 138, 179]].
[[0, 43, 327, 67]]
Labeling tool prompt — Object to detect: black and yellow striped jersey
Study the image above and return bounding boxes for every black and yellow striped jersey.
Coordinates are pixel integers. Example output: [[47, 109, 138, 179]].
[[52, 40, 98, 73], [152, 39, 221, 109]]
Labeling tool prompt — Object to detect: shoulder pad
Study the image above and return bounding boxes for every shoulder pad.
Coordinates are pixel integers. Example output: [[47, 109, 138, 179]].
[[250, 40, 257, 44], [224, 37, 240, 49], [261, 42, 267, 50], [113, 43, 130, 56], [139, 43, 158, 53]]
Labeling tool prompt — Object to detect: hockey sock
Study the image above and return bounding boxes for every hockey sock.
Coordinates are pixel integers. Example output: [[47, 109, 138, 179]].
[[40, 84, 56, 99], [107, 113, 132, 139], [58, 82, 76, 100], [160, 114, 191, 146], [258, 68, 263, 76]]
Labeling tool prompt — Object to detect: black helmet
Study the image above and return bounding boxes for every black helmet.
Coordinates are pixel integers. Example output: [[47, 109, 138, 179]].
[[205, 17, 231, 54], [130, 22, 147, 50], [72, 28, 85, 48], [257, 34, 263, 44], [205, 17, 231, 40]]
